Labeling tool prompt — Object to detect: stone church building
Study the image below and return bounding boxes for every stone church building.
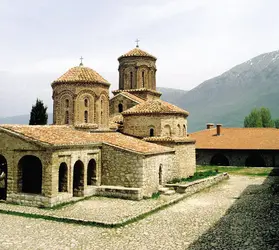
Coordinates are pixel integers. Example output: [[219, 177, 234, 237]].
[[0, 46, 196, 207]]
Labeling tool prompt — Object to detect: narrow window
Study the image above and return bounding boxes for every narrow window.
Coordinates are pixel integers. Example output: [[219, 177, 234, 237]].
[[65, 111, 69, 124], [101, 99, 103, 109], [142, 71, 145, 87], [130, 72, 133, 89], [150, 128, 154, 137], [84, 99, 88, 107], [118, 103, 123, 113], [65, 99, 69, 108], [84, 111, 88, 123]]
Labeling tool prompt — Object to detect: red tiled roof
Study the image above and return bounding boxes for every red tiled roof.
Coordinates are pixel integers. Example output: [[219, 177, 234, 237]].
[[190, 127, 279, 150], [52, 66, 109, 85], [0, 125, 173, 154], [122, 99, 189, 116], [118, 47, 157, 60]]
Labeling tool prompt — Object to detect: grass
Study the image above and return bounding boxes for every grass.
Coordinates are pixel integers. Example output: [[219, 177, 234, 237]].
[[151, 192, 161, 199], [167, 170, 219, 184], [197, 165, 274, 177]]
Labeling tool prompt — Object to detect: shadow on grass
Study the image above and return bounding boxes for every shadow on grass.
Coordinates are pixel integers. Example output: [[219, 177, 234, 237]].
[[188, 168, 279, 250]]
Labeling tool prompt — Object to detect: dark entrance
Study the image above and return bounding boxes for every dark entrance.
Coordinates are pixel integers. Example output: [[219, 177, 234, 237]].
[[87, 159, 97, 186], [0, 155, 7, 200], [210, 153, 230, 166], [159, 164, 162, 185], [59, 163, 68, 192], [73, 160, 84, 197], [245, 154, 266, 167], [18, 155, 42, 194]]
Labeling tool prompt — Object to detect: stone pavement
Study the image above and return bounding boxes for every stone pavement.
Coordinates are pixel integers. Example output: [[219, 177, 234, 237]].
[[0, 175, 278, 249]]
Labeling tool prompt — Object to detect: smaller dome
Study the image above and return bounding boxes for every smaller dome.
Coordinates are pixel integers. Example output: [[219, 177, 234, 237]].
[[118, 47, 157, 60], [52, 65, 109, 85], [122, 99, 189, 116]]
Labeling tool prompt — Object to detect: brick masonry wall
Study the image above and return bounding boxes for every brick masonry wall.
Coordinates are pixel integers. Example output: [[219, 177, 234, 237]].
[[109, 94, 138, 116]]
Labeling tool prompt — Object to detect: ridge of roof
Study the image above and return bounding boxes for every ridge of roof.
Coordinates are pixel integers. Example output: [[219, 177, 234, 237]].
[[110, 92, 145, 104]]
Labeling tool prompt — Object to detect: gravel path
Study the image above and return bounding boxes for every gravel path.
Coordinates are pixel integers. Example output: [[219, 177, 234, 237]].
[[0, 175, 278, 250]]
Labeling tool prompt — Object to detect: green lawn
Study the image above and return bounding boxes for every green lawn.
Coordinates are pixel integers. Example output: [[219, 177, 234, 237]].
[[197, 165, 274, 177]]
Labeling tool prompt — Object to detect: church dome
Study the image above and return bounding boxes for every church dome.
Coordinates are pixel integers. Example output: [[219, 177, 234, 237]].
[[52, 65, 109, 86], [118, 47, 157, 61]]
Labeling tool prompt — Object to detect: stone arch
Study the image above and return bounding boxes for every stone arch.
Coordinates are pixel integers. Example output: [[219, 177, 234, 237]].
[[73, 160, 84, 197], [18, 155, 42, 194], [118, 103, 123, 113], [58, 163, 68, 192], [210, 153, 229, 166], [245, 154, 266, 167], [58, 92, 74, 125], [87, 159, 97, 186], [177, 124, 181, 136], [138, 66, 149, 88], [99, 94, 109, 126], [124, 67, 136, 89], [75, 91, 95, 124], [163, 124, 171, 137], [0, 155, 7, 200]]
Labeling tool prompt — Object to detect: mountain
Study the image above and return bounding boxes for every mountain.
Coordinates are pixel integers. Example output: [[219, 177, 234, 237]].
[[157, 87, 188, 104], [0, 114, 53, 125], [161, 50, 279, 132]]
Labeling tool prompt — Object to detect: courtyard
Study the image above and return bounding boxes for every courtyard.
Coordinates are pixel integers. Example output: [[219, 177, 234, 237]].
[[0, 173, 278, 249]]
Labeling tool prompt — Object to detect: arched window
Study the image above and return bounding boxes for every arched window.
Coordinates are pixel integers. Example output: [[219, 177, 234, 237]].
[[84, 111, 88, 123], [65, 111, 69, 124], [150, 128, 154, 137], [142, 71, 145, 87], [177, 124, 181, 136], [183, 124, 186, 136], [130, 72, 133, 89], [84, 98, 88, 107], [118, 103, 123, 113], [159, 164, 162, 185], [65, 99, 69, 108]]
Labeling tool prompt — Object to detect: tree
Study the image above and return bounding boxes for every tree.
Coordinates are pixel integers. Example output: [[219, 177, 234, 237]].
[[244, 108, 262, 127], [274, 119, 279, 129], [29, 99, 48, 125], [260, 107, 274, 127]]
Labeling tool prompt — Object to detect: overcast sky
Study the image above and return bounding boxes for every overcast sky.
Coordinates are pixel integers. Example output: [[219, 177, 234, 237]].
[[1, 0, 279, 117]]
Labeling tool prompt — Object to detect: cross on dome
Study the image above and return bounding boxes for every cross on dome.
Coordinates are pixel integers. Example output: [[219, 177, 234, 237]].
[[79, 56, 84, 66], [135, 39, 140, 48]]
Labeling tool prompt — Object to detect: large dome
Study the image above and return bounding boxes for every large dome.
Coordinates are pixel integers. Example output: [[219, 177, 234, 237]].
[[52, 65, 109, 85]]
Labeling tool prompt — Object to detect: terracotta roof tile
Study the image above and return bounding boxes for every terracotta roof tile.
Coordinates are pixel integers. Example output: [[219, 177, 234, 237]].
[[144, 136, 195, 143], [0, 125, 173, 154], [122, 99, 189, 116], [52, 66, 109, 85], [118, 47, 157, 60], [190, 127, 279, 150]]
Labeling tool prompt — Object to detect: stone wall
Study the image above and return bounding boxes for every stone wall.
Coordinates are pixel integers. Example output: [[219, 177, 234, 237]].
[[118, 57, 157, 91], [123, 114, 187, 138], [101, 144, 144, 188], [109, 94, 138, 116], [142, 152, 175, 197], [196, 149, 279, 167], [52, 82, 110, 128]]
